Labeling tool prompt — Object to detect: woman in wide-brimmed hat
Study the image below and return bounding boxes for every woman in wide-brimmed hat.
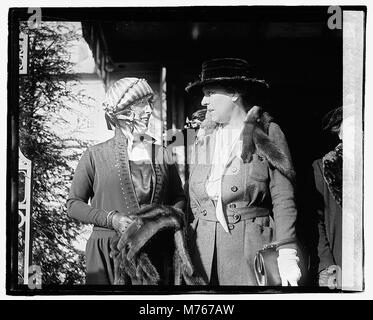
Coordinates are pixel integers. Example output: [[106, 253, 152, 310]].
[[67, 78, 202, 285], [185, 58, 302, 286]]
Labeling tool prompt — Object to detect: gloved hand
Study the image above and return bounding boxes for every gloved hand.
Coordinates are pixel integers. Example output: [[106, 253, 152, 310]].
[[277, 248, 301, 286], [110, 212, 134, 233], [318, 265, 341, 289]]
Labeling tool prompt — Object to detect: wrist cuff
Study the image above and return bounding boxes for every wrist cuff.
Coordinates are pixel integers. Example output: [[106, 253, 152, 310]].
[[106, 210, 117, 229]]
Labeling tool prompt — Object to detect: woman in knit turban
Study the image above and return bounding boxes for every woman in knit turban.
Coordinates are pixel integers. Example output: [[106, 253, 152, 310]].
[[67, 78, 200, 285]]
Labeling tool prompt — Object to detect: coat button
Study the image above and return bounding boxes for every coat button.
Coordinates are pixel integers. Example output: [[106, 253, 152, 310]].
[[201, 209, 207, 216], [233, 214, 241, 221], [229, 203, 236, 209], [228, 224, 235, 230], [231, 186, 238, 192], [231, 167, 237, 173]]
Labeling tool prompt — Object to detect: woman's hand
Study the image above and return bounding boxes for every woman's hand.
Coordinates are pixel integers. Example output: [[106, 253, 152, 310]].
[[111, 213, 134, 233], [277, 248, 302, 286], [318, 265, 341, 289]]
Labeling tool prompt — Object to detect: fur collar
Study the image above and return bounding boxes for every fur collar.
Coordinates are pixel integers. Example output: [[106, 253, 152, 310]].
[[196, 106, 296, 184], [322, 143, 342, 207], [242, 106, 296, 184]]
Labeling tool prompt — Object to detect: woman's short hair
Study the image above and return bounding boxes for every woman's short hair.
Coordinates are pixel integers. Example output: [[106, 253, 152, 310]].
[[220, 82, 268, 111]]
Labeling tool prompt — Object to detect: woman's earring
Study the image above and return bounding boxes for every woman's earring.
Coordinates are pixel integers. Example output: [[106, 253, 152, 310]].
[[232, 96, 238, 102]]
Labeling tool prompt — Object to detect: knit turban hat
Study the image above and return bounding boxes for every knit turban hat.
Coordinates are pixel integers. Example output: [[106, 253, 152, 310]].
[[103, 78, 154, 129]]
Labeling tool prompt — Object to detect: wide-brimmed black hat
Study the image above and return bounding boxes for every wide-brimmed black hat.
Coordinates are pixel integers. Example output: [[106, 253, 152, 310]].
[[185, 58, 269, 94]]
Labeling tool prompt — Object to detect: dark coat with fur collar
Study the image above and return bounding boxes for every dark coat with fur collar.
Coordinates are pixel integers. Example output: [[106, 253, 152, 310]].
[[187, 106, 298, 285], [313, 144, 342, 272]]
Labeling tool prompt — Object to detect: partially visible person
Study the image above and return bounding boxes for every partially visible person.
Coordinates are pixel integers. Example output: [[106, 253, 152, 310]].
[[313, 106, 346, 288]]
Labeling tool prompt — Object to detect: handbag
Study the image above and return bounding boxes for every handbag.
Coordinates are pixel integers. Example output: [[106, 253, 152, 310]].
[[254, 238, 308, 286]]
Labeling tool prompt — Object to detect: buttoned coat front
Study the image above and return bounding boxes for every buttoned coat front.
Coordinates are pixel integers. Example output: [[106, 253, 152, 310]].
[[187, 121, 298, 285]]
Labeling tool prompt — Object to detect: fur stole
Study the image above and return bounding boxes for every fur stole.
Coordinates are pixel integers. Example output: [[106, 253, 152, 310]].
[[322, 143, 342, 207], [110, 204, 206, 285], [197, 106, 296, 184]]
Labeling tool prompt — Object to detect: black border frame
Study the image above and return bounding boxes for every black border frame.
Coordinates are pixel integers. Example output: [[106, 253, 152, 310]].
[[7, 5, 367, 296]]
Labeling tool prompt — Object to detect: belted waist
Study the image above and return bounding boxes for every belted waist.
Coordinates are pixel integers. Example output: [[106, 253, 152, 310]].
[[195, 202, 271, 224]]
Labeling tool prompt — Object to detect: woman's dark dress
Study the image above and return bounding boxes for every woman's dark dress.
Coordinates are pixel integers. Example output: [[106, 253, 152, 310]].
[[67, 129, 185, 284], [84, 160, 153, 284]]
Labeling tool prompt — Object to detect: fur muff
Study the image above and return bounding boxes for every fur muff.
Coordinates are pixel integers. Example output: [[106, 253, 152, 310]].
[[110, 205, 206, 285], [322, 143, 342, 207]]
